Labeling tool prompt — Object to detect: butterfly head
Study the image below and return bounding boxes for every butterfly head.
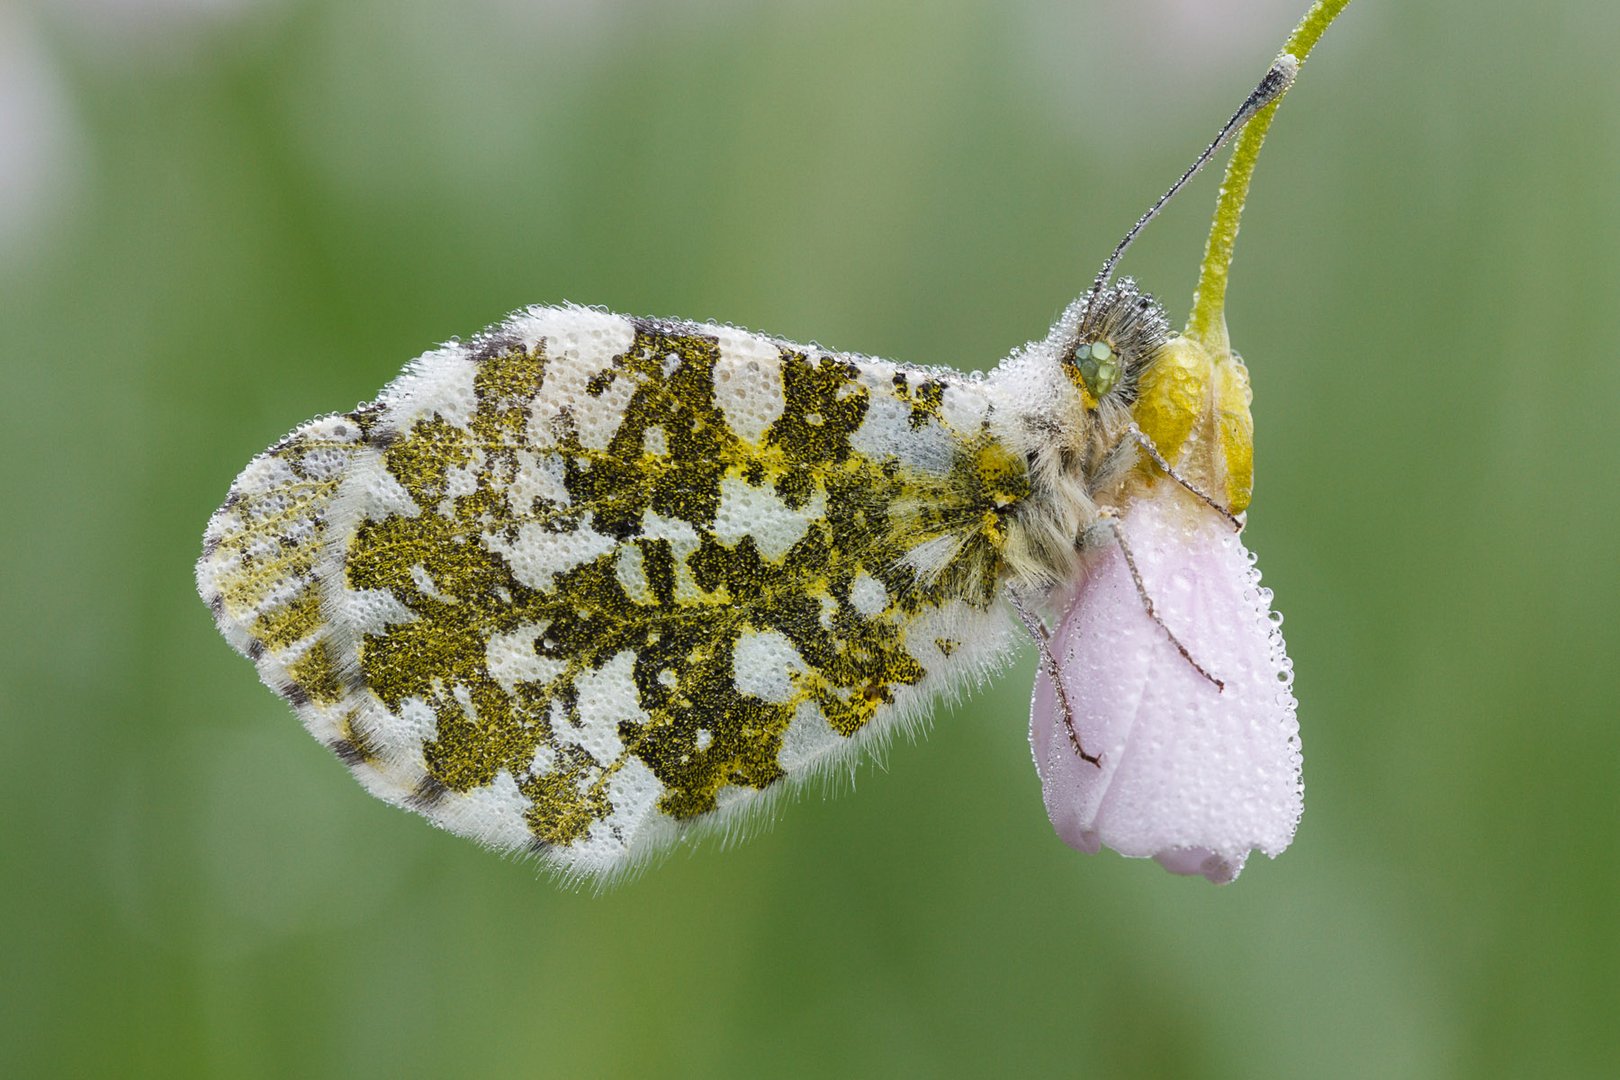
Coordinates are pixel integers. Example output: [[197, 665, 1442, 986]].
[[1060, 278, 1169, 410]]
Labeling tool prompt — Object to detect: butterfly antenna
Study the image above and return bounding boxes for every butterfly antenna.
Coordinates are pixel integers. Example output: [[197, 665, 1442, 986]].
[[1083, 54, 1299, 312]]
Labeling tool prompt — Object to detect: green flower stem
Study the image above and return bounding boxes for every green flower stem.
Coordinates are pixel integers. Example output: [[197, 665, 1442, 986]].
[[1186, 0, 1354, 350]]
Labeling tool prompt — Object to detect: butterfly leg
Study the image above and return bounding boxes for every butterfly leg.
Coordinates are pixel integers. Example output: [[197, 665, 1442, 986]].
[[1099, 513, 1225, 693], [1009, 590, 1101, 767], [1128, 424, 1242, 530]]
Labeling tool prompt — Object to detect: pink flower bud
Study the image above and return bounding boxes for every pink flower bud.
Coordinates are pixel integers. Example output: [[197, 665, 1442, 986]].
[[1029, 488, 1303, 883]]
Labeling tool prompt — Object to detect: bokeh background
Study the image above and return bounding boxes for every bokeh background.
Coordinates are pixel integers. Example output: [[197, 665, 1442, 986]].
[[4, 0, 1617, 1076]]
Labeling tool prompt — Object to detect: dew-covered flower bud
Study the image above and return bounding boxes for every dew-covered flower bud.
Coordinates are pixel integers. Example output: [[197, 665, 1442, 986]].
[[1029, 487, 1303, 884]]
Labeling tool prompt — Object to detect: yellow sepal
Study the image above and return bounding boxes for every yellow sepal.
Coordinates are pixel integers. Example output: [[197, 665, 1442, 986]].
[[1133, 334, 1255, 515]]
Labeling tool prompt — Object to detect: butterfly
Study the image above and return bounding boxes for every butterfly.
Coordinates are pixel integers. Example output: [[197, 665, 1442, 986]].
[[198, 2, 1349, 885]]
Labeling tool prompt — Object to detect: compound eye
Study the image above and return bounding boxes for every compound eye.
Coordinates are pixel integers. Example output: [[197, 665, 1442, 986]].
[[1076, 339, 1121, 398]]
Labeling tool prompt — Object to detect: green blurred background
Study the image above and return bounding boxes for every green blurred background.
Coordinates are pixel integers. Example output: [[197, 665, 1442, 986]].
[[4, 0, 1616, 1076]]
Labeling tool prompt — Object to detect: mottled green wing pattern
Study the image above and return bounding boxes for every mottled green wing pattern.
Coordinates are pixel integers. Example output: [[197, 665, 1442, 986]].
[[198, 305, 1029, 879]]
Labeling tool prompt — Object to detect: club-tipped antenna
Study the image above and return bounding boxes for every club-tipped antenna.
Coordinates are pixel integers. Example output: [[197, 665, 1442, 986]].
[[1082, 55, 1299, 314]]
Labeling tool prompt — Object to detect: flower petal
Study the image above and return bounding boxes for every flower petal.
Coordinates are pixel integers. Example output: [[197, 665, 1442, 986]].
[[1028, 488, 1302, 883]]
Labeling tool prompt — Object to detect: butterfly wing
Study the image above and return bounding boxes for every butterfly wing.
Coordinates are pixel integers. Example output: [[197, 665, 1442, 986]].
[[198, 305, 1026, 881]]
